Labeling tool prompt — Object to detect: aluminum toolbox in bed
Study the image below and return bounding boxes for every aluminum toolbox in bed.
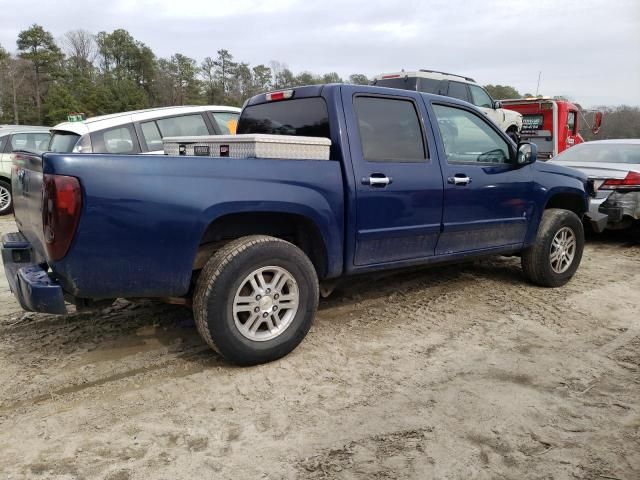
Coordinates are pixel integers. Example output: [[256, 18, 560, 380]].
[[162, 134, 331, 160]]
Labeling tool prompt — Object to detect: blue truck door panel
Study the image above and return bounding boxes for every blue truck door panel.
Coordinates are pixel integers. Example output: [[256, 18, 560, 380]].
[[428, 102, 534, 254], [341, 86, 444, 266]]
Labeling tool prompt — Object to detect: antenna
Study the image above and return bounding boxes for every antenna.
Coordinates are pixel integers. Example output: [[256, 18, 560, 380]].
[[535, 71, 542, 96]]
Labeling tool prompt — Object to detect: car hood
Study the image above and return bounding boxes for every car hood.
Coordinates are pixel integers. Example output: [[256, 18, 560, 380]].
[[535, 161, 588, 183], [548, 160, 637, 180]]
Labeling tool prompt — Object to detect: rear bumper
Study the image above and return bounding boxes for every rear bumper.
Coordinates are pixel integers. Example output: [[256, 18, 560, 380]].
[[1, 232, 67, 314]]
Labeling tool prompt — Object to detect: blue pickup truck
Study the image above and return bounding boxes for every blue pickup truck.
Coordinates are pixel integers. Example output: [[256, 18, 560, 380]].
[[2, 84, 590, 365]]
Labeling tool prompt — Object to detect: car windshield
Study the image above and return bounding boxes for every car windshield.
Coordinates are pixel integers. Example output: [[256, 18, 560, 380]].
[[49, 131, 81, 152], [555, 143, 640, 164]]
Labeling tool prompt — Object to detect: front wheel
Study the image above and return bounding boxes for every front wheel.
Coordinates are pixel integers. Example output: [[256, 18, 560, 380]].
[[521, 209, 585, 287], [0, 180, 12, 216], [507, 129, 520, 144], [193, 235, 319, 365]]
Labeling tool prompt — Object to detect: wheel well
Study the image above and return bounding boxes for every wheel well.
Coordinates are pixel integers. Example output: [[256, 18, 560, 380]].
[[545, 193, 586, 216], [506, 125, 519, 133], [0, 174, 10, 185], [196, 212, 328, 278]]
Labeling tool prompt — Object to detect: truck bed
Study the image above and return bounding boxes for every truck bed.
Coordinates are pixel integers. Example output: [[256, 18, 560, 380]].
[[12, 152, 345, 300]]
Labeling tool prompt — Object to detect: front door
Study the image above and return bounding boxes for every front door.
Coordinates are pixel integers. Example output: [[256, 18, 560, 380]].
[[341, 87, 444, 266], [429, 102, 534, 255]]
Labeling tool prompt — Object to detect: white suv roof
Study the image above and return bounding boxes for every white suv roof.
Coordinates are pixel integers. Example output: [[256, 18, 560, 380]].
[[373, 69, 477, 85], [0, 125, 50, 135], [52, 105, 241, 135]]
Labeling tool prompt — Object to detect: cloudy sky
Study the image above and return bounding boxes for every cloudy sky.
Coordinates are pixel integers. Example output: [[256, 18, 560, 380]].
[[1, 0, 638, 107]]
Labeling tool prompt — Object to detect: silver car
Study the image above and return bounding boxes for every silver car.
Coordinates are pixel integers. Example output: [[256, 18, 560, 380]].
[[0, 125, 51, 215], [550, 139, 640, 240]]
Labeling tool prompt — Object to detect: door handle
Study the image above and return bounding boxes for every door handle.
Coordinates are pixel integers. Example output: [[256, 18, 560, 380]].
[[362, 175, 392, 187], [447, 175, 472, 185]]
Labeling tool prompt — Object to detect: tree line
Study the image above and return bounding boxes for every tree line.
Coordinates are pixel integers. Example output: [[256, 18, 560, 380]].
[[0, 24, 638, 139]]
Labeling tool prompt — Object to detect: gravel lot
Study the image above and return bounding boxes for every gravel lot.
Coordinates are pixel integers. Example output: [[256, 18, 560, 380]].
[[0, 214, 638, 479]]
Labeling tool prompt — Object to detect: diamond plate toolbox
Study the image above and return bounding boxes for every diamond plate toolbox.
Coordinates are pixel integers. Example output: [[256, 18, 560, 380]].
[[163, 134, 331, 160]]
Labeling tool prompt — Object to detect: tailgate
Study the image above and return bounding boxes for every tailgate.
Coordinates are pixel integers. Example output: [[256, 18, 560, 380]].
[[11, 152, 48, 259]]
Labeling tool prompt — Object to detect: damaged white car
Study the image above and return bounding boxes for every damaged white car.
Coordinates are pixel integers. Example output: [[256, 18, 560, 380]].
[[550, 139, 640, 241]]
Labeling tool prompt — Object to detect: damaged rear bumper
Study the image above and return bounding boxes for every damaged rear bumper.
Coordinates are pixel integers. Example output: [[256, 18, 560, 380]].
[[585, 190, 640, 232], [1, 232, 67, 314]]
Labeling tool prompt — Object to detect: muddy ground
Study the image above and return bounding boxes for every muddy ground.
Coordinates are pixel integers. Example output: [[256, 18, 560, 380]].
[[0, 214, 638, 480]]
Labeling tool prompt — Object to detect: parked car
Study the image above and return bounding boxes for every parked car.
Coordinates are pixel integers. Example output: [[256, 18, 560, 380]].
[[501, 97, 603, 160], [3, 84, 590, 365], [372, 69, 523, 142], [48, 105, 241, 155], [549, 140, 640, 240], [0, 125, 50, 215]]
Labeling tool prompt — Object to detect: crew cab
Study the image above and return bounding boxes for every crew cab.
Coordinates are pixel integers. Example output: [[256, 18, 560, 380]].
[[3, 84, 590, 365]]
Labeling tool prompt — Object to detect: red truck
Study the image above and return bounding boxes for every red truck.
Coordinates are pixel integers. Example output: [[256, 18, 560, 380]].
[[501, 97, 603, 160]]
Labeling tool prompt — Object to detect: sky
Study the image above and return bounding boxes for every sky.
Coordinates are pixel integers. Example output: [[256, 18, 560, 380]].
[[0, 0, 638, 107]]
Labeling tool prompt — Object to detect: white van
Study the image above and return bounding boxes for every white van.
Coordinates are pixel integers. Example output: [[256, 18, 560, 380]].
[[49, 105, 241, 154]]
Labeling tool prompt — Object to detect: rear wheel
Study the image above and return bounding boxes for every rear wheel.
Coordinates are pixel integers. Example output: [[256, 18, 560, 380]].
[[193, 235, 319, 365], [522, 209, 584, 287], [0, 180, 12, 216]]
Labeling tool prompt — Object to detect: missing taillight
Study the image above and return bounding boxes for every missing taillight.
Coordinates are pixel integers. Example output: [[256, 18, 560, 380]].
[[42, 174, 82, 261]]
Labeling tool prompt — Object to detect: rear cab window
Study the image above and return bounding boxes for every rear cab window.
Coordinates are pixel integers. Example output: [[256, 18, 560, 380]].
[[237, 97, 330, 138]]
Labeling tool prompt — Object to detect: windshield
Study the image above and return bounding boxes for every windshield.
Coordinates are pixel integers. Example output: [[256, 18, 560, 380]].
[[49, 131, 81, 152], [237, 97, 330, 138], [555, 143, 640, 164]]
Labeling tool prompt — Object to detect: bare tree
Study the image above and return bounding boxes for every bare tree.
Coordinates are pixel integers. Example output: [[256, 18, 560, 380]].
[[3, 56, 30, 124], [62, 29, 97, 74]]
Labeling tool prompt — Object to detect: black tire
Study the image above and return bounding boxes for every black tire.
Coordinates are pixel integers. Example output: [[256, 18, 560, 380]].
[[507, 129, 520, 144], [0, 179, 12, 216], [521, 209, 584, 287], [193, 235, 319, 365], [630, 221, 640, 244]]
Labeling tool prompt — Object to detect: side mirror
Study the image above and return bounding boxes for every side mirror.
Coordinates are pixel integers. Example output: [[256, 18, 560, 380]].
[[516, 142, 537, 166], [493, 100, 502, 109], [592, 111, 603, 135]]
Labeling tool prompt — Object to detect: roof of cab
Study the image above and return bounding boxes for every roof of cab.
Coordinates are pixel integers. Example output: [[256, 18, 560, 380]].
[[51, 105, 241, 135]]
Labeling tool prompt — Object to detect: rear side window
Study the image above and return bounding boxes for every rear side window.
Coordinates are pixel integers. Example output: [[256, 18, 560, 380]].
[[374, 77, 418, 91], [0, 135, 8, 153], [354, 96, 426, 162], [92, 125, 139, 154], [469, 85, 493, 108], [211, 112, 239, 134], [49, 131, 81, 152], [237, 97, 330, 138], [156, 114, 208, 137], [141, 121, 163, 152], [9, 133, 51, 152], [447, 81, 470, 102], [417, 78, 444, 94]]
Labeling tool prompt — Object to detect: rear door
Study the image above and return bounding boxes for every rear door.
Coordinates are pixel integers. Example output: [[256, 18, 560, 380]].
[[429, 101, 534, 254], [341, 86, 444, 266]]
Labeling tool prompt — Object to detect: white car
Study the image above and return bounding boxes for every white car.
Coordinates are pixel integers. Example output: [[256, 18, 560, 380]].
[[0, 125, 51, 215], [49, 105, 241, 155], [373, 70, 523, 142], [550, 139, 640, 240]]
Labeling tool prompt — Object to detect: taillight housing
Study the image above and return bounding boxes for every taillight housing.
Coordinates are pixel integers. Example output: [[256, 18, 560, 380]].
[[600, 171, 640, 190], [42, 174, 82, 261], [265, 89, 294, 101]]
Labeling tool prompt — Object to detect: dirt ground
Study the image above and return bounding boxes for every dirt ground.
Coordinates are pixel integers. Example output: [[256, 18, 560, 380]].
[[0, 214, 638, 480]]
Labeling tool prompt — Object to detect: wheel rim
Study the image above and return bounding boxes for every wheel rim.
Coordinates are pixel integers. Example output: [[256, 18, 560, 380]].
[[232, 266, 299, 342], [0, 185, 10, 212], [549, 226, 576, 274]]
